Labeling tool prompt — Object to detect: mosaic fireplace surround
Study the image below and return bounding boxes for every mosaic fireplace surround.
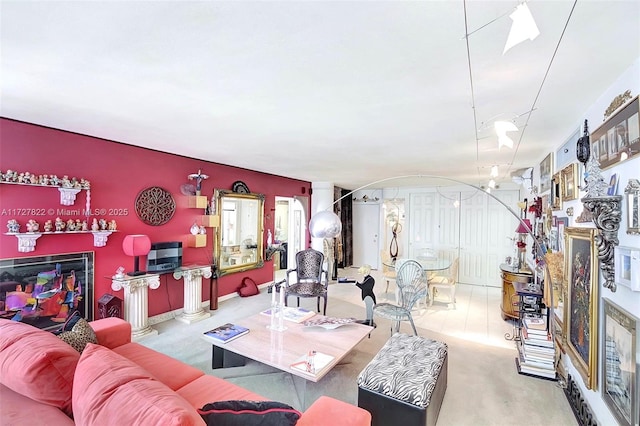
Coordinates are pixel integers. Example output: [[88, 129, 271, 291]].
[[0, 252, 94, 331]]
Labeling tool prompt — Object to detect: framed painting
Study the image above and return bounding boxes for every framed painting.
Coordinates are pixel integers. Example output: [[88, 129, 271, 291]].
[[540, 152, 553, 193], [615, 246, 640, 291], [561, 163, 578, 201], [564, 227, 599, 390], [590, 95, 640, 169], [551, 172, 562, 210], [602, 298, 638, 426]]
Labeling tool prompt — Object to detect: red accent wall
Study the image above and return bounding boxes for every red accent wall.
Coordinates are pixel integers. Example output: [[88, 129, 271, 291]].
[[0, 119, 311, 317]]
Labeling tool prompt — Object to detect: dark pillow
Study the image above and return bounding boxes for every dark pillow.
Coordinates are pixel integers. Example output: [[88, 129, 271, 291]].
[[58, 318, 98, 353], [198, 400, 301, 426], [237, 277, 259, 297]]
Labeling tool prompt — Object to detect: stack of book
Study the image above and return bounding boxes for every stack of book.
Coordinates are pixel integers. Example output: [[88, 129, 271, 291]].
[[515, 315, 556, 380]]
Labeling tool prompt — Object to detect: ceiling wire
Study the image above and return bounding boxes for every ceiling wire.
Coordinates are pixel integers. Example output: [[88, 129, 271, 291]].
[[506, 0, 578, 179], [462, 0, 479, 164], [463, 0, 578, 183]]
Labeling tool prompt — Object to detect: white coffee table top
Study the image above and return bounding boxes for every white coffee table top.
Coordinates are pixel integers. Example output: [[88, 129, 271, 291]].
[[202, 312, 373, 382]]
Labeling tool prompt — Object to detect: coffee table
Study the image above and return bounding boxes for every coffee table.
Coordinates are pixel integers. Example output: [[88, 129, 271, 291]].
[[202, 312, 373, 383]]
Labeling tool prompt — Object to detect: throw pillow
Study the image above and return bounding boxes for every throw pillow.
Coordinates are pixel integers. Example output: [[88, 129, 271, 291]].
[[237, 277, 259, 297], [198, 400, 301, 426], [0, 319, 80, 416], [73, 343, 203, 426], [58, 317, 98, 353]]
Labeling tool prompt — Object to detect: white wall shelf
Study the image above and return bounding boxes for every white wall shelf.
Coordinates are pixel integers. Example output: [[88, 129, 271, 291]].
[[4, 230, 115, 252]]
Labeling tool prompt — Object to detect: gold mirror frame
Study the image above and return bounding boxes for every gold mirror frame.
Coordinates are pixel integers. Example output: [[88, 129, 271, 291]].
[[625, 179, 640, 235], [215, 189, 265, 276]]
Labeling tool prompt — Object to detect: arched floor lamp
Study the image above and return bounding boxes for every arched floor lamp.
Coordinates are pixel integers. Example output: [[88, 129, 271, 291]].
[[308, 174, 554, 334]]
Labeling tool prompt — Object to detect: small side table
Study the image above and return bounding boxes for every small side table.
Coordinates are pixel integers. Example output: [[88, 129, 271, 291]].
[[111, 273, 160, 341], [173, 265, 212, 324]]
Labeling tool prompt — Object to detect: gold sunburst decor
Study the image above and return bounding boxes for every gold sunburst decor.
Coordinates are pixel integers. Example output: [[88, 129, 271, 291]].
[[135, 186, 176, 226]]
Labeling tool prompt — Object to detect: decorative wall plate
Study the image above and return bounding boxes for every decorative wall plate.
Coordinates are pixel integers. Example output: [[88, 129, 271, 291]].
[[135, 186, 176, 226], [232, 181, 250, 194]]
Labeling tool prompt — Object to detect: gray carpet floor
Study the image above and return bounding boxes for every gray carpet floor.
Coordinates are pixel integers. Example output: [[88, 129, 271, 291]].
[[140, 290, 576, 425]]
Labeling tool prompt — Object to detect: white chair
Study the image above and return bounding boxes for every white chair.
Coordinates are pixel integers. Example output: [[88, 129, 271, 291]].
[[428, 257, 459, 308]]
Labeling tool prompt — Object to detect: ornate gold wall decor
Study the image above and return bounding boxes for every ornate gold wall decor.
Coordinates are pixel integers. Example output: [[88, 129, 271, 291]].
[[604, 90, 632, 120]]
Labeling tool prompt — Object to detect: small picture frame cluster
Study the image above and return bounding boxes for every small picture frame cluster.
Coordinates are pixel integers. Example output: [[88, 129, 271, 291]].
[[608, 173, 620, 196]]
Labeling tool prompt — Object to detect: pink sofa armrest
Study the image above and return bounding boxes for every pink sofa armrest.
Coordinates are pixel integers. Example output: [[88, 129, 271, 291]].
[[298, 396, 371, 426], [89, 317, 131, 349]]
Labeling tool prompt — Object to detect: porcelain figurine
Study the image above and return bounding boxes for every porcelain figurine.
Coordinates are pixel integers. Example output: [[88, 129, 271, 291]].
[[113, 266, 126, 279], [108, 219, 117, 231], [99, 218, 107, 230], [54, 217, 65, 232], [44, 220, 53, 232], [66, 219, 76, 231], [91, 218, 99, 231], [17, 173, 25, 183], [190, 222, 200, 235], [50, 175, 60, 186], [26, 219, 39, 233], [199, 226, 206, 235], [80, 178, 90, 189], [7, 219, 20, 233], [81, 220, 88, 231], [61, 175, 71, 188], [75, 219, 82, 231]]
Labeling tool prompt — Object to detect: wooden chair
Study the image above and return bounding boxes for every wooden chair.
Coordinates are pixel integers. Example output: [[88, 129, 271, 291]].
[[428, 257, 459, 308], [283, 248, 328, 315]]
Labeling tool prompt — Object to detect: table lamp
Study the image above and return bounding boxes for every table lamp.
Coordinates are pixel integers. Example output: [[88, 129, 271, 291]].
[[122, 234, 151, 276], [515, 219, 532, 270]]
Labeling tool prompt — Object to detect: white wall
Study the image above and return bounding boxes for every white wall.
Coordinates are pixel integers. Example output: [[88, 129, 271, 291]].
[[530, 57, 640, 425]]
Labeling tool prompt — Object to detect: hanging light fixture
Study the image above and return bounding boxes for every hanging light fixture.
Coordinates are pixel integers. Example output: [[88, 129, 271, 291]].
[[503, 2, 540, 54], [494, 121, 518, 149], [488, 179, 496, 189], [490, 165, 499, 177]]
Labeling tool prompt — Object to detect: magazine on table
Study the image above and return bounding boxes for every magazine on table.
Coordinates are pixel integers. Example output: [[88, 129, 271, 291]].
[[203, 323, 249, 343], [290, 351, 334, 376], [260, 306, 317, 323], [303, 316, 357, 330]]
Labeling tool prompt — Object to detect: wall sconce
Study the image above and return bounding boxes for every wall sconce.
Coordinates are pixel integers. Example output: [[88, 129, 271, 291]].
[[122, 234, 151, 276]]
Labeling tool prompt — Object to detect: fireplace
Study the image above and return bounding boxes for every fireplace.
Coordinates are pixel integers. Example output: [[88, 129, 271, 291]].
[[0, 252, 94, 331]]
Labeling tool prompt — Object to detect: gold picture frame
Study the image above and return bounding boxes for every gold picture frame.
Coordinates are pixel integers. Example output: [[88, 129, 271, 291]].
[[551, 172, 562, 210], [561, 163, 578, 201], [564, 227, 599, 390]]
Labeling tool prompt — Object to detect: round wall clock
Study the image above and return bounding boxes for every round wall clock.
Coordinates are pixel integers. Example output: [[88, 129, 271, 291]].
[[135, 186, 176, 226], [232, 181, 250, 194]]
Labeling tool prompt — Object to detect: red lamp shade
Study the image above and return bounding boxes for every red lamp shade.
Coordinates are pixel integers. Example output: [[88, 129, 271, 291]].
[[515, 219, 532, 234], [122, 235, 151, 276]]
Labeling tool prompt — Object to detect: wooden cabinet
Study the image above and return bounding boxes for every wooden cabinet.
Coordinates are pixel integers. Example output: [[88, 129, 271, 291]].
[[500, 263, 533, 320]]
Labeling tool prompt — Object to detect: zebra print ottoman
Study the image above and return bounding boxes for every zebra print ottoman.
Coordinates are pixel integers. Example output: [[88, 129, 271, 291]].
[[357, 333, 448, 426]]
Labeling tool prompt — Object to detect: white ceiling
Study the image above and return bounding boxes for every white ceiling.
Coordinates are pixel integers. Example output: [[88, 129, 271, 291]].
[[1, 1, 639, 190]]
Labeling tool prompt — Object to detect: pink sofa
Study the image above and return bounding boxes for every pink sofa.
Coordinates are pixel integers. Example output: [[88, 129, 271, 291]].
[[0, 317, 371, 426]]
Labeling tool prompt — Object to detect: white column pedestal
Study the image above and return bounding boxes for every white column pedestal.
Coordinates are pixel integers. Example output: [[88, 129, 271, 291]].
[[111, 273, 160, 341], [173, 265, 212, 324]]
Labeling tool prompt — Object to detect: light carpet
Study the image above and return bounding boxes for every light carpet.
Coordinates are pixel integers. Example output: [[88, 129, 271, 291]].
[[140, 294, 576, 425]]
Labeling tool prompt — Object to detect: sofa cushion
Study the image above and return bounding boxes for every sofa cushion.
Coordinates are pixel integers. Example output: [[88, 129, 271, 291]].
[[198, 400, 301, 426], [58, 318, 98, 353], [0, 319, 79, 416], [177, 375, 267, 409], [73, 343, 204, 426], [112, 342, 204, 390], [0, 383, 74, 426]]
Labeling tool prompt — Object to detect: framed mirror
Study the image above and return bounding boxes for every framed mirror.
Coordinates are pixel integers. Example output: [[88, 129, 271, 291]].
[[215, 189, 265, 276], [625, 179, 640, 235]]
